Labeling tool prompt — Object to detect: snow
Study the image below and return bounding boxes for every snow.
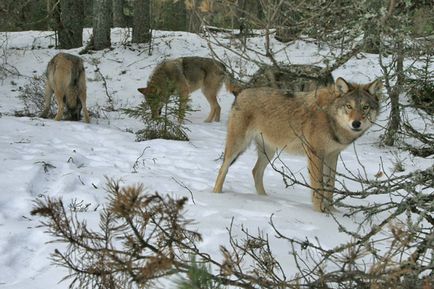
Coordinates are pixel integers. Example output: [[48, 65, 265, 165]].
[[0, 29, 431, 288]]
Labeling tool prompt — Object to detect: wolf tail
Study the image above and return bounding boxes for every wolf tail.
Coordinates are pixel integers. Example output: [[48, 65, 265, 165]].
[[224, 74, 243, 97]]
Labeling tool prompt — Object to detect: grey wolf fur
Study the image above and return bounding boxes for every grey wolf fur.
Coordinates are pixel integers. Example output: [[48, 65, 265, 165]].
[[137, 56, 234, 122], [40, 53, 89, 123], [247, 64, 334, 92], [213, 77, 382, 212]]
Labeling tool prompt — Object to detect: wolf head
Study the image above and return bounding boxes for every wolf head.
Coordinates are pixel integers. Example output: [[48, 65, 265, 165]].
[[332, 77, 382, 135], [65, 100, 83, 121], [137, 86, 164, 119]]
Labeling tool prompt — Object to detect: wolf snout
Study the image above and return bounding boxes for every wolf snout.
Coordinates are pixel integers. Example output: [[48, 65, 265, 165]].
[[351, 120, 362, 130]]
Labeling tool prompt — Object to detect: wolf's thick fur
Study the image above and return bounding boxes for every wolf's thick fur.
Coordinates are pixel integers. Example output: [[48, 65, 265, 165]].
[[138, 56, 233, 122], [248, 64, 334, 92], [213, 77, 382, 212], [41, 53, 89, 123]]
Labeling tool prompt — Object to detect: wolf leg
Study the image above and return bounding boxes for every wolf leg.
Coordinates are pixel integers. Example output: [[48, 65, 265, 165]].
[[202, 77, 223, 122], [213, 117, 251, 193], [40, 83, 53, 118], [54, 89, 65, 121], [252, 137, 275, 195], [214, 141, 248, 193], [178, 93, 189, 122], [176, 84, 190, 122], [78, 89, 90, 123], [203, 92, 221, 122], [213, 159, 231, 193], [323, 152, 339, 211], [307, 150, 326, 212]]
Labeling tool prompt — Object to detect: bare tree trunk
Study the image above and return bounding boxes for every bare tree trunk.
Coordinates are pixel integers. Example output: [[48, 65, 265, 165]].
[[382, 40, 404, 146], [362, 23, 380, 53], [112, 0, 126, 27], [233, 0, 247, 28], [380, 0, 402, 146], [186, 0, 201, 33], [164, 0, 187, 31], [275, 1, 300, 43], [56, 0, 84, 49], [93, 0, 112, 50], [132, 0, 151, 43]]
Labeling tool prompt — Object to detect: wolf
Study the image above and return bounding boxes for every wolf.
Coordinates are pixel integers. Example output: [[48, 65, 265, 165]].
[[40, 53, 90, 123], [247, 64, 334, 92], [213, 77, 382, 212], [137, 56, 234, 122]]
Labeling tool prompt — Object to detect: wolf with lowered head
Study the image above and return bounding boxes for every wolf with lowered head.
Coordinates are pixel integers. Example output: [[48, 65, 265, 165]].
[[138, 56, 236, 123], [213, 77, 382, 212], [40, 53, 90, 123]]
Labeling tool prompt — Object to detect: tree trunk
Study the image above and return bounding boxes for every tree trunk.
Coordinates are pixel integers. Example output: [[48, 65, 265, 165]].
[[132, 0, 151, 43], [56, 0, 84, 49], [164, 0, 187, 31], [232, 0, 247, 29], [382, 40, 404, 146], [93, 0, 112, 50], [362, 23, 381, 53], [275, 1, 300, 43], [112, 0, 126, 27], [186, 0, 201, 33]]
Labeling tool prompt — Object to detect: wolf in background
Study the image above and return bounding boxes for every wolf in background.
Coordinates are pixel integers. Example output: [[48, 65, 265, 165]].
[[223, 64, 335, 97], [40, 53, 89, 123], [247, 64, 334, 92], [213, 77, 383, 212], [137, 56, 237, 122]]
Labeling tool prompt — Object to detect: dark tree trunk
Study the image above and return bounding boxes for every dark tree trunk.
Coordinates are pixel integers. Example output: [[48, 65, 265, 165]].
[[362, 0, 382, 54], [275, 1, 300, 43], [164, 0, 187, 31], [363, 24, 381, 54], [132, 0, 151, 43], [233, 0, 247, 28], [382, 41, 404, 146], [56, 0, 84, 49], [93, 0, 112, 50], [112, 0, 126, 27], [187, 1, 201, 33]]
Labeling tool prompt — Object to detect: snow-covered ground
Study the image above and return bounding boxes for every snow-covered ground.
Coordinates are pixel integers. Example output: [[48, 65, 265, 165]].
[[0, 29, 431, 288]]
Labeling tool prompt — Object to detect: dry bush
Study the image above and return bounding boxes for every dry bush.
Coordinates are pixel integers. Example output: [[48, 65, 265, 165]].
[[15, 75, 55, 117], [32, 172, 433, 289], [31, 179, 202, 289]]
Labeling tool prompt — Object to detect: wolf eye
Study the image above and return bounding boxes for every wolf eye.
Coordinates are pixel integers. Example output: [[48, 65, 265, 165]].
[[346, 104, 353, 110], [362, 105, 370, 111]]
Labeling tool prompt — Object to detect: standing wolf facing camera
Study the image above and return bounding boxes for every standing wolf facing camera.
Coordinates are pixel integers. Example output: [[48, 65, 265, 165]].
[[40, 53, 90, 123], [137, 56, 237, 122], [213, 77, 382, 212]]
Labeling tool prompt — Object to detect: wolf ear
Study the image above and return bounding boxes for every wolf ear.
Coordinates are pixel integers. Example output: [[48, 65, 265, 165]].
[[137, 87, 148, 95], [367, 79, 383, 100], [335, 77, 351, 95]]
